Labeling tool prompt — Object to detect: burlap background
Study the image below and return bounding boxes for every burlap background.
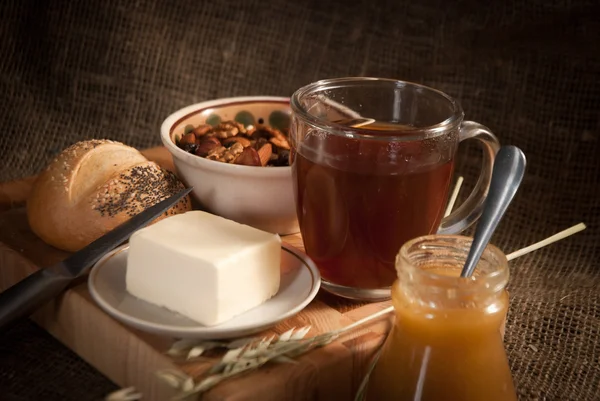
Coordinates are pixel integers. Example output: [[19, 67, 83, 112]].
[[0, 0, 598, 400]]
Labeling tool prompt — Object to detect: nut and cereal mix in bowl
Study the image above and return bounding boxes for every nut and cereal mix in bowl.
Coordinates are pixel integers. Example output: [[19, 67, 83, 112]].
[[161, 96, 299, 235]]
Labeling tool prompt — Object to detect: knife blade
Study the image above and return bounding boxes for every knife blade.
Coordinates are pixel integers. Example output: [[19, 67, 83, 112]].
[[0, 186, 193, 330]]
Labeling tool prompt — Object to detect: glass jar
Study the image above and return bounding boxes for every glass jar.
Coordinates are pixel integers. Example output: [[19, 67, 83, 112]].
[[365, 235, 517, 401]]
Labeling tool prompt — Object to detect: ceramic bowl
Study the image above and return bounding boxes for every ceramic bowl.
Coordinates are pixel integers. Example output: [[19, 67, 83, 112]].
[[160, 96, 299, 235]]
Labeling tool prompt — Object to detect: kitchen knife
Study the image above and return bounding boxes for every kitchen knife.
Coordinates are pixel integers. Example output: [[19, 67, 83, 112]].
[[0, 186, 193, 330]]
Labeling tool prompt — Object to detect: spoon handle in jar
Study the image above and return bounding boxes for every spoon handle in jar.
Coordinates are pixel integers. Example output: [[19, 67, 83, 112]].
[[460, 146, 526, 278]]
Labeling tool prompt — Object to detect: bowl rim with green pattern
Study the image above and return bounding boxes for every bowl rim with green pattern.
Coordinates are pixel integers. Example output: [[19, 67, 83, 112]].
[[160, 96, 292, 176]]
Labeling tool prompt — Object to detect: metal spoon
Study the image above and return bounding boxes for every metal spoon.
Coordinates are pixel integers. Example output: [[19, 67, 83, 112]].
[[460, 145, 527, 278]]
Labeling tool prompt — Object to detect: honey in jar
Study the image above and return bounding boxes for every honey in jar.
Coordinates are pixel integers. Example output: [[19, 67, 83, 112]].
[[365, 235, 517, 401]]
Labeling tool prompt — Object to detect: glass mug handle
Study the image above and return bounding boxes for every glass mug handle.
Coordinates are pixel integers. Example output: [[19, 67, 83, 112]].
[[437, 121, 501, 235]]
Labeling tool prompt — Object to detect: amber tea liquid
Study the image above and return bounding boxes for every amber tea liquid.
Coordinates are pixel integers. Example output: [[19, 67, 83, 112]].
[[292, 122, 455, 289]]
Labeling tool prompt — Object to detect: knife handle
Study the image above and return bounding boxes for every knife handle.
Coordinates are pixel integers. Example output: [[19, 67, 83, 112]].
[[0, 269, 72, 330]]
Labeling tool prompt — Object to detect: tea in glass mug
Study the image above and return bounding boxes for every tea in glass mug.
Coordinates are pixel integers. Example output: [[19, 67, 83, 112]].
[[289, 77, 500, 301]]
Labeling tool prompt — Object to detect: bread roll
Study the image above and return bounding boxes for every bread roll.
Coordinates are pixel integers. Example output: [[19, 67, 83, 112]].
[[27, 139, 192, 252]]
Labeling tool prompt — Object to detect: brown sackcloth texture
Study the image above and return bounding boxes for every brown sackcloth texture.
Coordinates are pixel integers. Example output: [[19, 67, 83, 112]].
[[0, 0, 599, 400], [0, 319, 117, 401]]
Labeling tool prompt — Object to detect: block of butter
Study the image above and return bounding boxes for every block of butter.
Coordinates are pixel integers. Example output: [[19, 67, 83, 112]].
[[125, 210, 281, 326]]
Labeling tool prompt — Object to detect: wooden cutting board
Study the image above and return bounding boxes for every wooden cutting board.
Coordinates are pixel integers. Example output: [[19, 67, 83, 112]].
[[0, 146, 393, 401]]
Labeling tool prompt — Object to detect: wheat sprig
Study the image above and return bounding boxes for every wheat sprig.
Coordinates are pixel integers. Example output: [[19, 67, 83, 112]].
[[156, 326, 344, 400], [153, 306, 393, 400]]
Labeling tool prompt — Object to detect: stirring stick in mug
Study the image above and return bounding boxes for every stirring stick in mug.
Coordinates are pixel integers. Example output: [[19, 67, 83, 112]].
[[444, 176, 464, 217]]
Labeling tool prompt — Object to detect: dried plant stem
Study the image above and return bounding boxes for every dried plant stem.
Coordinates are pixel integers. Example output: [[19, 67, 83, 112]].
[[506, 222, 586, 261], [332, 306, 394, 336], [444, 176, 464, 217]]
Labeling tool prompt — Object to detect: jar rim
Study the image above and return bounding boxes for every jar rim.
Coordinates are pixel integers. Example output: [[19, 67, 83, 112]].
[[396, 234, 509, 292]]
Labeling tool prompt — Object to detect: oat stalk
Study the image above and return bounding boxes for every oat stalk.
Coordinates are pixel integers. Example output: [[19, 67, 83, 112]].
[[158, 327, 333, 400]]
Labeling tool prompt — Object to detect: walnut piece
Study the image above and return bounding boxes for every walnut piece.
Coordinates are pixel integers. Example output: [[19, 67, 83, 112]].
[[193, 124, 213, 137], [206, 142, 244, 163], [212, 120, 246, 139], [223, 136, 252, 148]]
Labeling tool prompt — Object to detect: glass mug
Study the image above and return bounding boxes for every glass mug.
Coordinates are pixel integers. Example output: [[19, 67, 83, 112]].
[[289, 77, 500, 301]]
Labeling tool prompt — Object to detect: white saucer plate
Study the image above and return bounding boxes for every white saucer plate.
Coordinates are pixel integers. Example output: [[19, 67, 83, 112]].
[[88, 243, 321, 339]]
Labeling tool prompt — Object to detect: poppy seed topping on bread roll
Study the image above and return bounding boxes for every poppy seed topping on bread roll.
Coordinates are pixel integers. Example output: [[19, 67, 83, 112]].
[[27, 140, 192, 252]]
